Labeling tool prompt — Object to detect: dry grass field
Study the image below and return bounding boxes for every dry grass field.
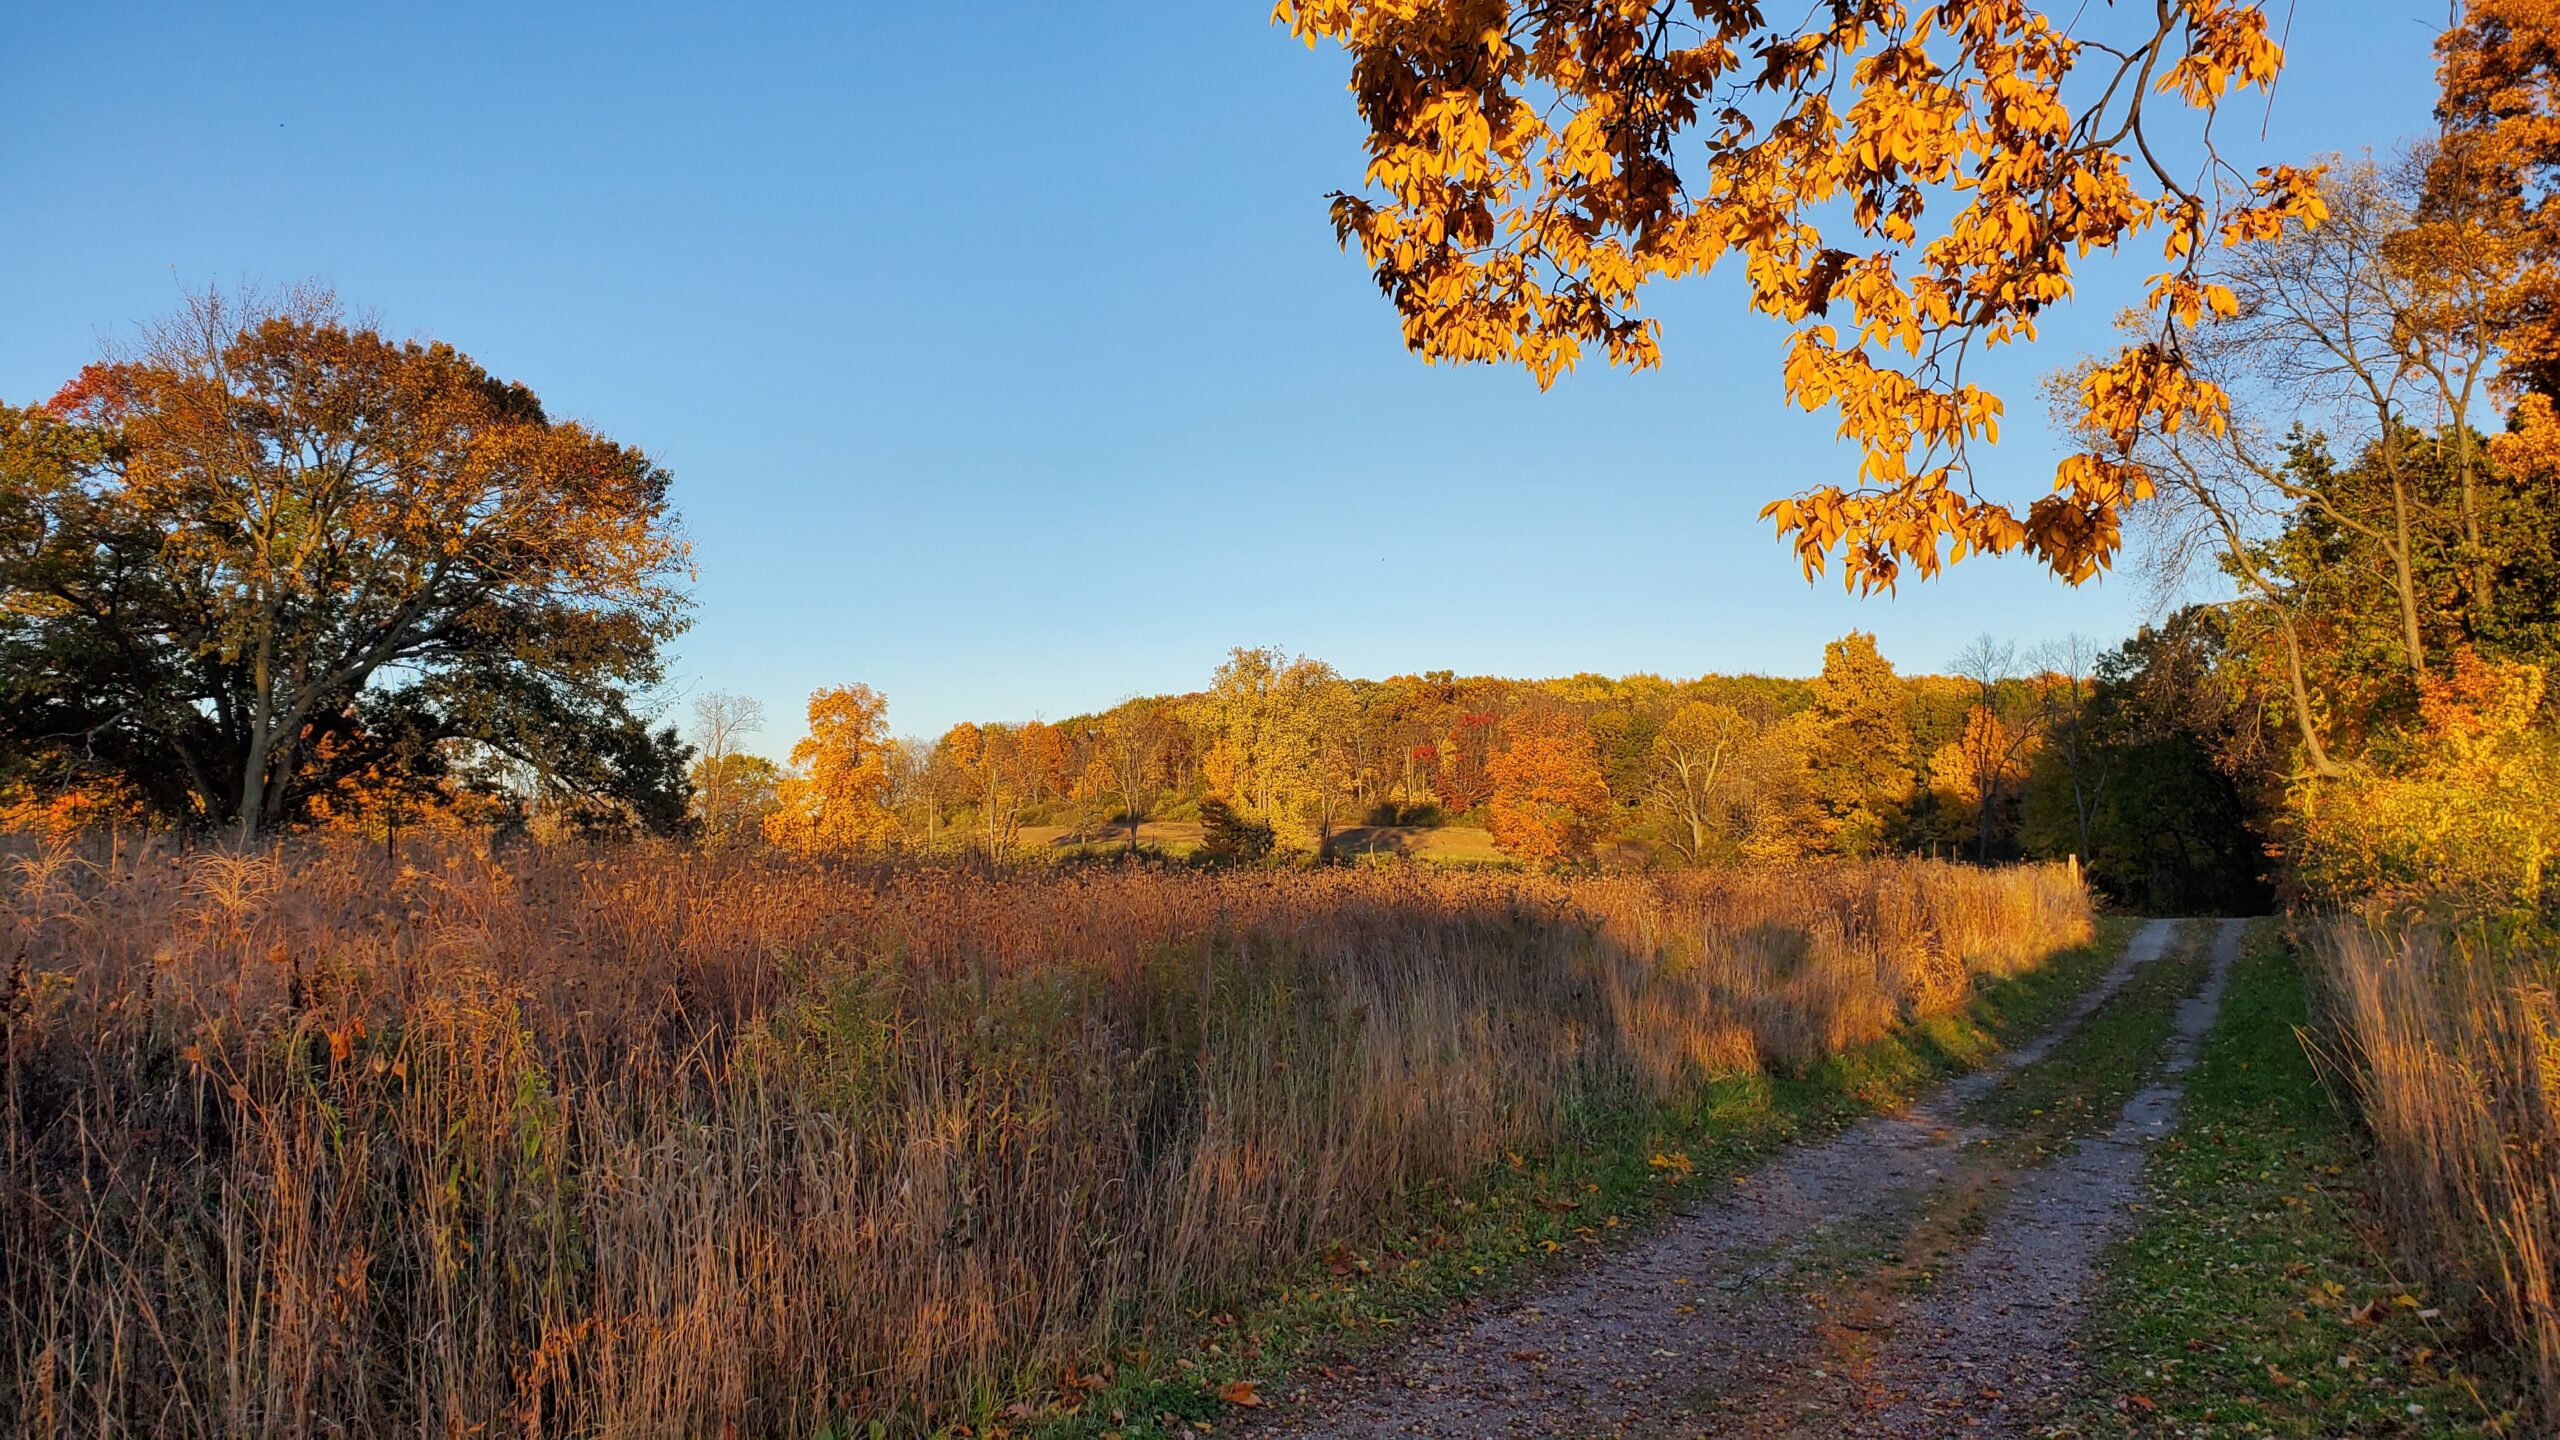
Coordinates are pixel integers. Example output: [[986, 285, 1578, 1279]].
[[0, 839, 2088, 1437], [2322, 920, 2560, 1423]]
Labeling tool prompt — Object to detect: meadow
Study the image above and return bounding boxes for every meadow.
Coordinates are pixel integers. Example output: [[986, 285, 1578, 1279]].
[[0, 838, 2087, 1438]]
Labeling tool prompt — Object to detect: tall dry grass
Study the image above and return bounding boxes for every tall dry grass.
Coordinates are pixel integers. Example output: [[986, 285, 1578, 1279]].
[[2320, 919, 2560, 1422], [0, 838, 2087, 1438]]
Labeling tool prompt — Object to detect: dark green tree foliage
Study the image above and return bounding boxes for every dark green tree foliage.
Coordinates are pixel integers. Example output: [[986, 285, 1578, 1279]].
[[2022, 610, 2274, 913], [417, 662, 696, 837], [2244, 425, 2560, 766], [1195, 797, 1275, 866], [1582, 705, 1660, 817]]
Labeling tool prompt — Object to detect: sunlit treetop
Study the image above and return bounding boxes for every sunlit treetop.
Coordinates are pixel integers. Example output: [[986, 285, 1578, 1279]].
[[1275, 0, 2328, 591], [2431, 0, 2560, 393]]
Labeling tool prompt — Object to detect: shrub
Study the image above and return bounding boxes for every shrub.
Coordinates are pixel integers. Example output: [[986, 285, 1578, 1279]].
[[2293, 652, 2560, 918], [1196, 796, 1275, 865]]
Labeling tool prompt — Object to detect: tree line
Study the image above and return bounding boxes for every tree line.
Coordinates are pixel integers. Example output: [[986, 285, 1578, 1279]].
[[676, 628, 2271, 908], [0, 279, 2458, 912]]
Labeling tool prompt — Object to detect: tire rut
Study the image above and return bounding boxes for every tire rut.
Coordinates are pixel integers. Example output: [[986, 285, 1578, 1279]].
[[1252, 918, 2215, 1440], [1717, 918, 2244, 1438]]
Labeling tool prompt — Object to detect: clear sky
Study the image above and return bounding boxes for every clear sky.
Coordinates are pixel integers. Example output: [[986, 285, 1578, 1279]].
[[0, 3, 2450, 751]]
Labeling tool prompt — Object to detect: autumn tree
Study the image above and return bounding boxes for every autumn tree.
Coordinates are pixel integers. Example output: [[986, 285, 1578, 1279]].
[[1487, 720, 1612, 867], [0, 775, 147, 844], [1015, 719, 1069, 802], [764, 685, 899, 853], [1094, 700, 1174, 851], [2433, 0, 2560, 397], [2115, 152, 2560, 777], [1732, 711, 1825, 863], [2292, 649, 2560, 910], [1305, 676, 1362, 856], [2027, 634, 2105, 864], [1278, 0, 2325, 590], [1580, 674, 1674, 809], [1185, 646, 1351, 847], [299, 709, 467, 851], [689, 751, 780, 842], [932, 720, 1039, 862], [2018, 609, 2272, 912], [1432, 710, 1499, 815], [2115, 162, 2483, 740], [1947, 634, 2044, 861], [0, 288, 691, 838], [1100, 696, 1177, 845], [688, 691, 768, 840], [1807, 632, 1913, 856], [1645, 700, 1755, 864], [1383, 670, 1457, 808], [881, 737, 935, 844]]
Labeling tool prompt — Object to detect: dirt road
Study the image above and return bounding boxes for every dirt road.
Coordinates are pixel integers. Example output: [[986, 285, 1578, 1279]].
[[1254, 919, 2243, 1439]]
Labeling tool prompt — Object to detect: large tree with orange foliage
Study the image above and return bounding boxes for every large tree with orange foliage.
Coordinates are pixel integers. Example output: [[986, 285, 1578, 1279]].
[[1486, 720, 1613, 866], [1278, 0, 2326, 590], [0, 288, 692, 838], [2435, 0, 2560, 396], [2433, 2, 2560, 653], [765, 686, 901, 853]]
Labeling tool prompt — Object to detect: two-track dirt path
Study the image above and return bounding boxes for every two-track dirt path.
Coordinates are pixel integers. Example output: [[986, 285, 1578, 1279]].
[[1253, 918, 2246, 1439]]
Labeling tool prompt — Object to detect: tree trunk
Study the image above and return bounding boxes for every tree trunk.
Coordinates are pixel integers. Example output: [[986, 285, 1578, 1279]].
[[2274, 613, 2348, 778], [2449, 420, 2493, 622], [2388, 467, 2428, 681], [236, 725, 272, 842]]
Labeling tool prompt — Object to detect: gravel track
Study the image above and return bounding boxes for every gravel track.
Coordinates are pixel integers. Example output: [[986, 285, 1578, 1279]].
[[1252, 918, 2236, 1440]]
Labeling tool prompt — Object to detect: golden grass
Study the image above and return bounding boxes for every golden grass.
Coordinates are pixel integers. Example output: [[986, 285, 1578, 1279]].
[[0, 838, 2087, 1438], [2319, 919, 2560, 1424]]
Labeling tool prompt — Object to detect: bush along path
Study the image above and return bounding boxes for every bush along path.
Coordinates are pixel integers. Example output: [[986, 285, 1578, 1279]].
[[1244, 918, 2227, 1439]]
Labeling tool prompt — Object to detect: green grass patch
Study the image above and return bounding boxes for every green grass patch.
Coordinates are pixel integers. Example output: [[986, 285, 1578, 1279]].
[[1009, 915, 2144, 1440], [2060, 921, 2518, 1438]]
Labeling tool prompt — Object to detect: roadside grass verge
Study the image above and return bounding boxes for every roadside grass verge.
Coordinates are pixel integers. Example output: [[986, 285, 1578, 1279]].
[[2062, 922, 2516, 1438], [2321, 919, 2560, 1428], [1037, 916, 2144, 1439]]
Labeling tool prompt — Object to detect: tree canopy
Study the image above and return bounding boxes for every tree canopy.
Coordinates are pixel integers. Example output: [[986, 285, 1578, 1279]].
[[0, 290, 693, 837], [1277, 0, 2327, 591]]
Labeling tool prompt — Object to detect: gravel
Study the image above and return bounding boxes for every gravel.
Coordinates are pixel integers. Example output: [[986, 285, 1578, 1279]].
[[1250, 918, 2238, 1440]]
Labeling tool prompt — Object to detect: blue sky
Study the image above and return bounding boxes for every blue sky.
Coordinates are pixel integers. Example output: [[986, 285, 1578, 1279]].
[[1, 3, 2449, 750]]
